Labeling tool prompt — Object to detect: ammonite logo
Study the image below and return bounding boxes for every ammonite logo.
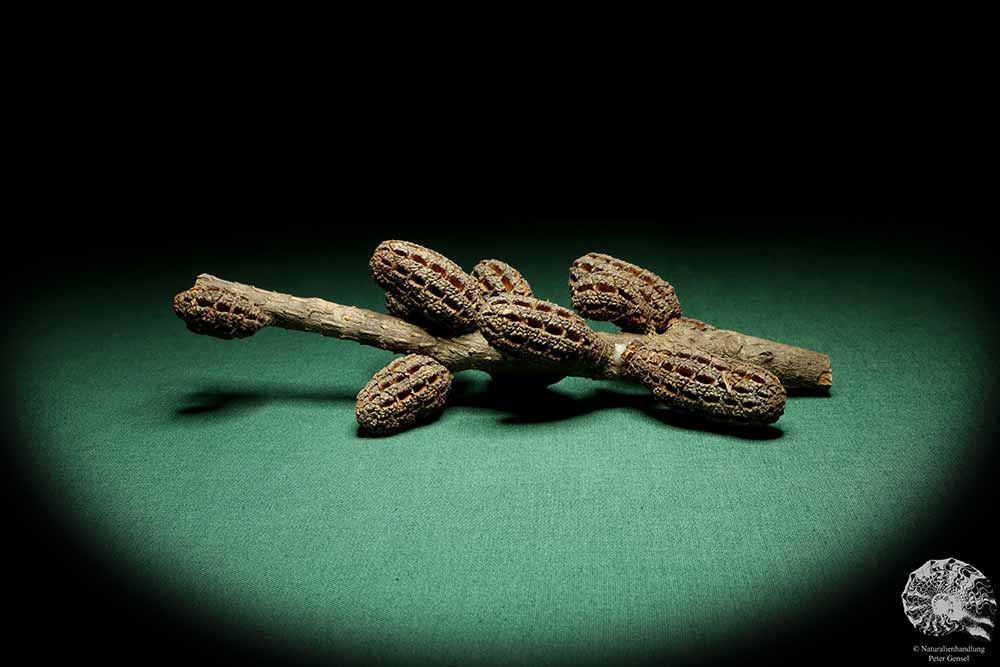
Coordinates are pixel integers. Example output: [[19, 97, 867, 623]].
[[902, 558, 996, 641]]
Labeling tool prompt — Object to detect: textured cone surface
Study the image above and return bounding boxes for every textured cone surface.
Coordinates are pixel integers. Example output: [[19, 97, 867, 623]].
[[477, 294, 612, 368], [370, 240, 481, 335], [384, 293, 415, 320], [569, 252, 681, 333], [356, 355, 453, 435], [473, 260, 564, 383], [471, 259, 534, 297], [173, 287, 272, 339], [622, 341, 786, 425]]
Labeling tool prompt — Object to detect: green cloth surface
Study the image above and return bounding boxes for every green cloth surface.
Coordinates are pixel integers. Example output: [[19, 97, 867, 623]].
[[8, 232, 995, 664]]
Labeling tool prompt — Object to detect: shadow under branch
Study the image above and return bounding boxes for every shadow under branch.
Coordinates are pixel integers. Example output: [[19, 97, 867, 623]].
[[172, 377, 796, 440]]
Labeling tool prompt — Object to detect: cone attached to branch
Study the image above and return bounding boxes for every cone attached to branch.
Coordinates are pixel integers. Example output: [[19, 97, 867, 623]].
[[173, 241, 833, 436], [369, 240, 482, 335], [471, 259, 535, 298], [173, 286, 272, 339], [621, 340, 786, 426], [477, 294, 613, 371], [356, 354, 453, 435], [569, 252, 682, 333]]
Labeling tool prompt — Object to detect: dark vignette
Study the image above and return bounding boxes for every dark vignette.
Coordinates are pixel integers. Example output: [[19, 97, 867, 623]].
[[2, 217, 996, 667]]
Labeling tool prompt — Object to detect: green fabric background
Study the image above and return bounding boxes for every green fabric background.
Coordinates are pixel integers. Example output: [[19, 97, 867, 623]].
[[8, 229, 995, 664]]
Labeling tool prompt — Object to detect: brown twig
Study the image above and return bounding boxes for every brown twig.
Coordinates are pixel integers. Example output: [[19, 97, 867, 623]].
[[182, 273, 832, 392]]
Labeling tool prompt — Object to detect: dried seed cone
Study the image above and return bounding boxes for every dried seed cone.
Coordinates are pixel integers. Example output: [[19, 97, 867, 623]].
[[477, 294, 613, 369], [173, 286, 272, 339], [469, 262, 564, 386], [369, 240, 481, 335], [471, 259, 534, 297], [356, 354, 453, 435], [569, 252, 681, 333], [621, 341, 786, 426]]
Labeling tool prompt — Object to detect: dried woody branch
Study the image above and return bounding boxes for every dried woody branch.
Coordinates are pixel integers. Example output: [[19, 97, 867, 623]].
[[173, 242, 831, 434]]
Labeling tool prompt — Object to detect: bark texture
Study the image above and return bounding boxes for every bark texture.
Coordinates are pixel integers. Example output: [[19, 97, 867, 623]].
[[182, 273, 832, 392]]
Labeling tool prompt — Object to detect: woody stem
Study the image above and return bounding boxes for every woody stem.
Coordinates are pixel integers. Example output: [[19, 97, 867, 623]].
[[180, 273, 832, 392]]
